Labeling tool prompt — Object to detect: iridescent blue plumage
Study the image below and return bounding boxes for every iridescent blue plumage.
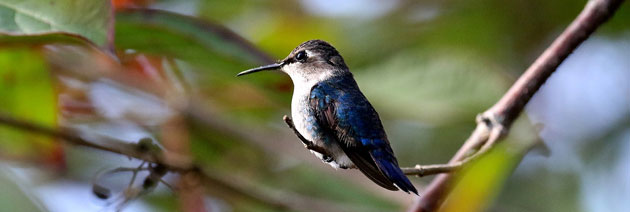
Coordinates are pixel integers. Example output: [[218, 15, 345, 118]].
[[308, 73, 417, 194]]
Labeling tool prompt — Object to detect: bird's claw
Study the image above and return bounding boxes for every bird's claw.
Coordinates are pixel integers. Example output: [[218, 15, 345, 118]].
[[282, 115, 331, 157]]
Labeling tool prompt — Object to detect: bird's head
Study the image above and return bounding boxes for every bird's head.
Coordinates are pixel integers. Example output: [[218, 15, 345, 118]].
[[237, 40, 349, 83]]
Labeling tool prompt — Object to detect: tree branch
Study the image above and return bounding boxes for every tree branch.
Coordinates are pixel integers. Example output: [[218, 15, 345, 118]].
[[0, 112, 375, 212], [0, 113, 141, 160], [405, 0, 625, 211], [0, 112, 295, 211]]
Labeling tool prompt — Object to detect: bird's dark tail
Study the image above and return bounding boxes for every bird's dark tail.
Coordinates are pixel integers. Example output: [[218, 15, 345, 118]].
[[372, 149, 418, 195]]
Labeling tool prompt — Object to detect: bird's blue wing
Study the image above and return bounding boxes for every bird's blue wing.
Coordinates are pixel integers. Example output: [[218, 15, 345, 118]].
[[309, 75, 417, 194]]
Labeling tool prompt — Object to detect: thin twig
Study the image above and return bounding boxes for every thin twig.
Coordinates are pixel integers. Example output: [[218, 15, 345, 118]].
[[0, 112, 287, 209], [0, 113, 137, 158], [128, 162, 146, 188], [402, 115, 506, 176], [0, 112, 353, 212], [406, 0, 625, 211]]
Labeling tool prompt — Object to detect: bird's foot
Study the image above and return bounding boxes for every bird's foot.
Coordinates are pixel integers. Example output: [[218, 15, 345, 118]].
[[283, 115, 332, 157], [322, 155, 333, 163]]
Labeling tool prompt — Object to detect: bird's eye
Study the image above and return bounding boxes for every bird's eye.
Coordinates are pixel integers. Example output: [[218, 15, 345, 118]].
[[295, 51, 307, 62]]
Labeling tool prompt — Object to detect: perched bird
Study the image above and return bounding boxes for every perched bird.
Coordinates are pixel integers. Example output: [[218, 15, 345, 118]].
[[237, 40, 417, 194]]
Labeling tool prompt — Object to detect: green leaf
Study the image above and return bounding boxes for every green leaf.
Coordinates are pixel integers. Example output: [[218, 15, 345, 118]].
[[0, 0, 112, 47], [440, 144, 519, 212], [0, 32, 97, 47], [115, 9, 274, 67], [0, 48, 59, 163]]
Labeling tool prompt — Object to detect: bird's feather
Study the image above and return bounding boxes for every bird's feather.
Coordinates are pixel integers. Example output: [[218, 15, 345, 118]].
[[308, 73, 417, 194]]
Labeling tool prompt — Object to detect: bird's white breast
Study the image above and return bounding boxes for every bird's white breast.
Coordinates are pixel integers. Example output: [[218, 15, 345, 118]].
[[289, 75, 354, 169]]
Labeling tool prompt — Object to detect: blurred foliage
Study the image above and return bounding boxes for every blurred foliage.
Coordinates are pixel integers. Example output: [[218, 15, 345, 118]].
[[0, 0, 111, 47], [440, 144, 518, 212], [0, 33, 97, 47], [116, 9, 273, 66], [0, 0, 628, 211], [0, 166, 45, 212], [0, 48, 63, 167]]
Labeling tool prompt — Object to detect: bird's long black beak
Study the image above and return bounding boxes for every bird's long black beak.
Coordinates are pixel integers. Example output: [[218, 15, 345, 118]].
[[236, 62, 284, 76]]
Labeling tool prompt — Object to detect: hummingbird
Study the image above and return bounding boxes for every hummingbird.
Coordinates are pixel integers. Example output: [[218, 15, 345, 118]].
[[237, 40, 417, 194]]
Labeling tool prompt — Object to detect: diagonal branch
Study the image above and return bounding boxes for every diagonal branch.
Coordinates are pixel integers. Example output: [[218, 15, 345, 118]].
[[0, 113, 141, 159], [0, 112, 291, 211], [0, 112, 376, 212], [404, 0, 625, 211]]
